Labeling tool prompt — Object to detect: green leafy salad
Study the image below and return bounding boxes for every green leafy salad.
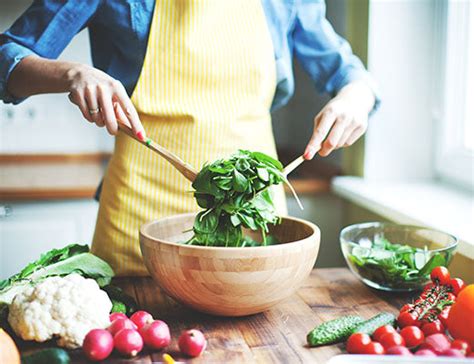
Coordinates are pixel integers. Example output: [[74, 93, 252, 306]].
[[348, 237, 451, 289], [186, 150, 298, 247]]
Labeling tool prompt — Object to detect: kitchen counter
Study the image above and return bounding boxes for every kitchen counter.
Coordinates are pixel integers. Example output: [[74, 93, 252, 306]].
[[17, 268, 411, 363]]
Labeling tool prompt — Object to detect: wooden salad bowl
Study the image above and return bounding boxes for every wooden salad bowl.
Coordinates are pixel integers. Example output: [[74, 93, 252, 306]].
[[139, 213, 320, 316]]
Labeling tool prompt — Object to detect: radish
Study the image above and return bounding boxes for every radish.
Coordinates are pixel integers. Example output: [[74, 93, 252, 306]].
[[386, 346, 412, 356], [82, 329, 114, 361], [415, 349, 437, 356], [108, 318, 138, 336], [110, 312, 127, 322], [441, 348, 465, 357], [139, 320, 171, 349], [130, 311, 154, 329], [178, 329, 207, 357], [114, 329, 143, 357], [420, 333, 451, 355]]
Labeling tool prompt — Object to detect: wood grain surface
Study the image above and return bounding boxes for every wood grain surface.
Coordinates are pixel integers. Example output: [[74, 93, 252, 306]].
[[16, 268, 413, 363]]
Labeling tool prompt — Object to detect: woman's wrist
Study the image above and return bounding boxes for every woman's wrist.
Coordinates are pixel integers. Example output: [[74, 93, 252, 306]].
[[336, 81, 376, 115]]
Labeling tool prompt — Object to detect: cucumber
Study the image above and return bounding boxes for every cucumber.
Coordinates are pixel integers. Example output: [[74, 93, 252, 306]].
[[22, 348, 70, 364], [307, 315, 364, 347], [352, 312, 396, 336]]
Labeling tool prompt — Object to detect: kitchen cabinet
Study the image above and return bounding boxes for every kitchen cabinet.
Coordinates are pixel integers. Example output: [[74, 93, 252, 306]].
[[0, 200, 98, 279]]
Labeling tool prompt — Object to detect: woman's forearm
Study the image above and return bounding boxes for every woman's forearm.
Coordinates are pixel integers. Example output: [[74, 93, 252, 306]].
[[6, 55, 81, 98], [7, 55, 145, 138]]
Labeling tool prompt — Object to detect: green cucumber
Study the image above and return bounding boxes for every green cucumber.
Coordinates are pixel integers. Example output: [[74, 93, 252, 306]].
[[22, 348, 70, 364], [307, 315, 364, 346], [352, 312, 396, 335]]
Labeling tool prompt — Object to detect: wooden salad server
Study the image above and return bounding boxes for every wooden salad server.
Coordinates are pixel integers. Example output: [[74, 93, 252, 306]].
[[118, 124, 198, 182]]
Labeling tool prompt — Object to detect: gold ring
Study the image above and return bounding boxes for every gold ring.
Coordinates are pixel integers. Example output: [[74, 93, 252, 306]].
[[89, 108, 100, 115]]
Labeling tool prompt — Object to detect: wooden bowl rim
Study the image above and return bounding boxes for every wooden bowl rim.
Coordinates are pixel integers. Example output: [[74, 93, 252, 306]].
[[140, 212, 320, 252]]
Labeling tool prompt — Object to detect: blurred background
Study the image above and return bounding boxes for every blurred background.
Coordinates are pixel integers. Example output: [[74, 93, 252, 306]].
[[0, 0, 473, 282]]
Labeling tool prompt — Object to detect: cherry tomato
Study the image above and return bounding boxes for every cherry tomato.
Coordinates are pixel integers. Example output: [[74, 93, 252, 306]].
[[451, 339, 471, 355], [423, 283, 435, 292], [397, 311, 420, 328], [430, 266, 450, 285], [373, 325, 397, 342], [346, 333, 372, 354], [446, 292, 457, 302], [448, 278, 466, 296], [380, 332, 406, 350], [400, 326, 424, 347], [361, 341, 386, 355], [438, 306, 451, 327], [399, 304, 413, 313], [421, 320, 445, 336]]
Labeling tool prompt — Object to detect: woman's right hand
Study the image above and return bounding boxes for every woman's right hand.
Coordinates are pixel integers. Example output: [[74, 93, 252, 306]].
[[66, 63, 146, 139]]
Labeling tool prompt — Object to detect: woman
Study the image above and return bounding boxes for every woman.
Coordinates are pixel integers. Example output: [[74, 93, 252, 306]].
[[0, 0, 379, 275]]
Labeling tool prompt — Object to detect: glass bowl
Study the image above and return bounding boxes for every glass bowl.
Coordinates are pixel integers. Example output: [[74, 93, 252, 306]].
[[340, 222, 458, 292]]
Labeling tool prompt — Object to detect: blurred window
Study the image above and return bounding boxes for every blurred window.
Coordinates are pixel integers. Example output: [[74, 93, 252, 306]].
[[435, 0, 474, 190]]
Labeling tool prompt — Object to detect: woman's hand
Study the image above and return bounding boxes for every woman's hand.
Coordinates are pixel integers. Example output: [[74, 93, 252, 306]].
[[66, 63, 145, 139], [304, 81, 375, 159]]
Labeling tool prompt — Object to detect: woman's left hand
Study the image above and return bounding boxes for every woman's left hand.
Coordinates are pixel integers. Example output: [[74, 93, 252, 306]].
[[304, 81, 376, 159]]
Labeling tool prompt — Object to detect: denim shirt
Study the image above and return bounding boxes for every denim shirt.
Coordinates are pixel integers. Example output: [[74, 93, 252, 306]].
[[0, 0, 380, 112]]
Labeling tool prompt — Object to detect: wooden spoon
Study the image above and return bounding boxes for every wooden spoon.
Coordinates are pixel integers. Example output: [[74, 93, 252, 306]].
[[120, 122, 312, 185], [118, 124, 198, 182]]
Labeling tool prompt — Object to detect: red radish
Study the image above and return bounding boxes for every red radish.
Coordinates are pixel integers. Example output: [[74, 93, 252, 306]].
[[82, 329, 114, 361], [420, 333, 451, 355], [130, 311, 154, 329], [386, 346, 412, 356], [373, 325, 396, 342], [108, 318, 138, 336], [468, 352, 474, 358], [400, 326, 424, 348], [415, 349, 437, 356], [441, 348, 465, 357], [109, 312, 127, 322], [451, 339, 471, 355], [421, 320, 444, 336], [139, 320, 171, 349], [178, 329, 207, 357], [114, 329, 143, 357]]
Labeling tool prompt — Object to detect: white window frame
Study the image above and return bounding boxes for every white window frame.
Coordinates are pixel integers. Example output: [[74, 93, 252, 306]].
[[434, 0, 474, 191]]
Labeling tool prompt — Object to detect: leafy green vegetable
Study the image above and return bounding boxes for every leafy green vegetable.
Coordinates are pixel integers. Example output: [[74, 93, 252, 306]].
[[102, 285, 138, 316], [348, 237, 450, 290], [0, 244, 114, 305], [187, 150, 290, 247]]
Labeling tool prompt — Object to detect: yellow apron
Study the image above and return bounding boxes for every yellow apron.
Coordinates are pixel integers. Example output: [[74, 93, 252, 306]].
[[91, 0, 287, 276]]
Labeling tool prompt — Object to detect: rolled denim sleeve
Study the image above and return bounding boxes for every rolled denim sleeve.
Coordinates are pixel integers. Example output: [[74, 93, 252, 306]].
[[293, 0, 381, 113], [0, 0, 101, 104]]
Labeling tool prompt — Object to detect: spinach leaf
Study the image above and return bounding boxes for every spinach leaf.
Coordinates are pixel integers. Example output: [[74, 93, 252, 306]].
[[187, 150, 286, 247]]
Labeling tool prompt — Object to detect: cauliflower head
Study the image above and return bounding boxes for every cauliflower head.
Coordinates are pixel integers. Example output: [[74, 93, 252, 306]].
[[8, 273, 112, 348]]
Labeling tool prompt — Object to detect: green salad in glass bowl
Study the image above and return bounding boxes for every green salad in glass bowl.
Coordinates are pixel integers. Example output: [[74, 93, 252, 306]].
[[340, 223, 458, 292]]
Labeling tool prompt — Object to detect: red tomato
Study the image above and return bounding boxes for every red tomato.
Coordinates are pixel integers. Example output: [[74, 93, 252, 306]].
[[449, 278, 466, 296], [438, 306, 451, 327], [399, 304, 413, 313], [446, 292, 457, 302], [430, 266, 450, 285], [423, 283, 435, 292], [421, 320, 445, 336], [451, 339, 471, 355], [380, 332, 406, 350], [361, 341, 386, 355], [397, 311, 420, 328], [346, 333, 372, 354], [373, 325, 397, 342], [400, 326, 424, 347]]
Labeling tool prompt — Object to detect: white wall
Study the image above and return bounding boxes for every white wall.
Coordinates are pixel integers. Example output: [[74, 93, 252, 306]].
[[0, 0, 114, 153]]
